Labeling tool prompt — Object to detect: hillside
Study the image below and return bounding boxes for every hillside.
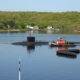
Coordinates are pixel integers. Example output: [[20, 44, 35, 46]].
[[0, 11, 80, 31]]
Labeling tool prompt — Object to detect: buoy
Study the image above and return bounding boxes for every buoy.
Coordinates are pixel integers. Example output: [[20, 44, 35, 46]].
[[19, 56, 21, 80]]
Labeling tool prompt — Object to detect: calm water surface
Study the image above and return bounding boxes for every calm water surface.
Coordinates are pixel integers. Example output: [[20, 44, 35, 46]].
[[0, 33, 80, 80]]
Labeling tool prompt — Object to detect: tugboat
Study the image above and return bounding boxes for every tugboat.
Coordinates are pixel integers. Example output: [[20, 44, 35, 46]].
[[49, 37, 76, 47]]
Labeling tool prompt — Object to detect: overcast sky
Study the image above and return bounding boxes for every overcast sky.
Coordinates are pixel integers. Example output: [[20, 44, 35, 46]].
[[0, 0, 80, 12]]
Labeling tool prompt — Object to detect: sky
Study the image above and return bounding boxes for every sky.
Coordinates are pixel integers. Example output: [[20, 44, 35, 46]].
[[0, 0, 80, 12]]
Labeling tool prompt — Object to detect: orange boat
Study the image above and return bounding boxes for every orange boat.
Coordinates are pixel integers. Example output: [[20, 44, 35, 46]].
[[49, 38, 76, 47], [55, 38, 67, 45]]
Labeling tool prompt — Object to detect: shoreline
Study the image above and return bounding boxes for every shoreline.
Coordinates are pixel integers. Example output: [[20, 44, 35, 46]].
[[0, 29, 80, 34], [0, 29, 28, 33]]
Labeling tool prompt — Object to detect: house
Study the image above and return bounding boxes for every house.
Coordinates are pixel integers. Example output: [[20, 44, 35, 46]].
[[26, 25, 39, 30], [33, 26, 39, 30], [26, 25, 33, 29], [47, 26, 53, 30]]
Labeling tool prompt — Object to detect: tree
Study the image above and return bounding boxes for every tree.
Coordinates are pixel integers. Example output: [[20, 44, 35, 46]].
[[8, 20, 16, 28]]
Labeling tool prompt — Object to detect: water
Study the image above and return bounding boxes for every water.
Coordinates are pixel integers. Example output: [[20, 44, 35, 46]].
[[0, 32, 80, 80]]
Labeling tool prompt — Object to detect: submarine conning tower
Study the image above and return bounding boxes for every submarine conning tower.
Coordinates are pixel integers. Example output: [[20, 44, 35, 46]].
[[27, 36, 35, 43]]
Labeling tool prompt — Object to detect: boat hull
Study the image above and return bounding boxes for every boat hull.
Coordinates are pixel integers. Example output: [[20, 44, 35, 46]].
[[49, 42, 76, 47]]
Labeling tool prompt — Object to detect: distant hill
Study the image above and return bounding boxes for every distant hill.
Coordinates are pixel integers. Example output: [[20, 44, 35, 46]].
[[0, 11, 80, 31]]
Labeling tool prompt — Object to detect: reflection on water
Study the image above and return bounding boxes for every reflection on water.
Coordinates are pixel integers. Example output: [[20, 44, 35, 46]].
[[56, 47, 67, 51], [0, 33, 80, 80], [25, 43, 80, 59], [56, 53, 77, 59], [27, 45, 35, 54], [49, 46, 77, 59]]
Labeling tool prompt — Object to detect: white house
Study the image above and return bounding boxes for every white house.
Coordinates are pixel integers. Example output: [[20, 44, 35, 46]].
[[26, 25, 39, 30], [26, 25, 33, 29], [47, 26, 53, 30]]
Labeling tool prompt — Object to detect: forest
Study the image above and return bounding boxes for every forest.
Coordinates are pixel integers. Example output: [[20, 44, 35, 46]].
[[0, 11, 80, 32]]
